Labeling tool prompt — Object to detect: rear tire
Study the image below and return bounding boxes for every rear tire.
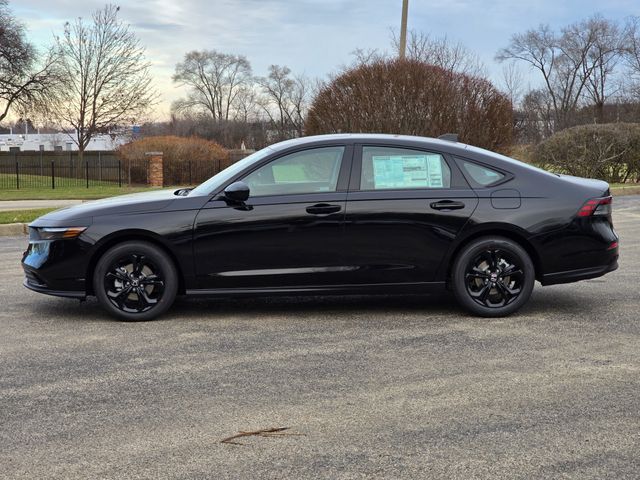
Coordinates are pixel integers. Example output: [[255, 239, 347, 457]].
[[93, 241, 178, 321], [452, 236, 535, 317]]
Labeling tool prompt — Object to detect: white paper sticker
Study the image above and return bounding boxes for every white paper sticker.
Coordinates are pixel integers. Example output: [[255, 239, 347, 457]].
[[372, 154, 443, 189]]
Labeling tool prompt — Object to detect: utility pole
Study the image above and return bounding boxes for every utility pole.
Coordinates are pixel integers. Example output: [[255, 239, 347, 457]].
[[399, 0, 409, 59]]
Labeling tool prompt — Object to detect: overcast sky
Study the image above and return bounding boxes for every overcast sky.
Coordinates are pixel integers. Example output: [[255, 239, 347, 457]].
[[11, 0, 640, 120]]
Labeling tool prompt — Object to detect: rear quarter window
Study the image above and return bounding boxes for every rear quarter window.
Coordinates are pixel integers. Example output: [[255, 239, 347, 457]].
[[458, 159, 506, 187]]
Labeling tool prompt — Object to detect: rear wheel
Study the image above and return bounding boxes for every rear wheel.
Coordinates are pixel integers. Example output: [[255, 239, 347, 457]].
[[93, 241, 178, 321], [452, 236, 535, 317]]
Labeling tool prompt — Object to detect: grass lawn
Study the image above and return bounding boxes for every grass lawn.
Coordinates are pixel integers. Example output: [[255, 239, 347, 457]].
[[0, 186, 156, 201], [0, 172, 161, 200], [0, 208, 58, 224], [610, 183, 640, 196]]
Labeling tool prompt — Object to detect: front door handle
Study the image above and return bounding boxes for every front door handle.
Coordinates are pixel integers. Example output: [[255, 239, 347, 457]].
[[306, 203, 342, 215], [430, 200, 465, 211]]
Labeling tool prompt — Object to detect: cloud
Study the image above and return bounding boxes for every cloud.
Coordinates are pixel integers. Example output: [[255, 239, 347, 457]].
[[9, 0, 640, 119]]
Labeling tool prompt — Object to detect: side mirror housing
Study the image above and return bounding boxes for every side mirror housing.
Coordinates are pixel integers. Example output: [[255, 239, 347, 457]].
[[223, 181, 250, 203]]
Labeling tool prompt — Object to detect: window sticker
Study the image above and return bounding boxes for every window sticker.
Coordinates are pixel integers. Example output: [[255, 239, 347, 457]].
[[372, 154, 443, 189]]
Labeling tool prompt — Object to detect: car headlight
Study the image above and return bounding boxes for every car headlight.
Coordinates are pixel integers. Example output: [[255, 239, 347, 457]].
[[30, 227, 87, 241]]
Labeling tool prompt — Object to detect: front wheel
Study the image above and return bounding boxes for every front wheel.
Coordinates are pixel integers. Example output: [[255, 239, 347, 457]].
[[93, 241, 178, 321], [452, 236, 535, 317]]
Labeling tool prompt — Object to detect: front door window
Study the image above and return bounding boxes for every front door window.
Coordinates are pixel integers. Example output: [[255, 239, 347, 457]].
[[242, 146, 345, 197]]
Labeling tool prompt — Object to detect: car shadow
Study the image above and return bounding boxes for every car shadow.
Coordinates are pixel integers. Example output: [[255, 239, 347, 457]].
[[171, 292, 460, 318], [24, 285, 598, 323]]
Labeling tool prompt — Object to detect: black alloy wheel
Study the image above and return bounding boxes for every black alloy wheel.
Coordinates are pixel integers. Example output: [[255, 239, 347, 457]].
[[104, 253, 165, 313], [94, 241, 178, 321], [452, 237, 535, 317], [465, 249, 524, 308]]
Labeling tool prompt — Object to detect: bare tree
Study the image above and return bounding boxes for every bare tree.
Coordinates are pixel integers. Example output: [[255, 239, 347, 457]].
[[349, 47, 386, 67], [581, 16, 624, 122], [519, 88, 555, 142], [501, 62, 524, 108], [391, 29, 484, 75], [258, 65, 310, 140], [52, 4, 156, 157], [624, 16, 640, 99], [0, 0, 59, 123], [498, 16, 625, 130], [232, 85, 260, 123], [172, 50, 252, 122], [566, 18, 625, 125]]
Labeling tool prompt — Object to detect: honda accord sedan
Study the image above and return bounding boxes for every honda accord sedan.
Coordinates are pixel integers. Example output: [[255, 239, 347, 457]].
[[22, 134, 619, 320]]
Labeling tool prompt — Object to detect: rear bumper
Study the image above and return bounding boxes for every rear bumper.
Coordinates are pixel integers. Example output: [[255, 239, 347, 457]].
[[540, 255, 618, 286]]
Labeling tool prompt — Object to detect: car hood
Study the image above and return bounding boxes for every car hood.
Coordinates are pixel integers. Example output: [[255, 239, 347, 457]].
[[30, 189, 180, 227]]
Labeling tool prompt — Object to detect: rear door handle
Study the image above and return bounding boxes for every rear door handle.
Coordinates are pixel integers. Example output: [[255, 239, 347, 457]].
[[430, 200, 465, 211], [306, 203, 342, 215]]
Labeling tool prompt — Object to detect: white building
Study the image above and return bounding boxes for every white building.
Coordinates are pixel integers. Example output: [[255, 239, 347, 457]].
[[0, 130, 132, 152]]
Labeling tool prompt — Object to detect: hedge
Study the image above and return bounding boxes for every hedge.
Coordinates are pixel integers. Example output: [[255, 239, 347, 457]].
[[534, 123, 640, 183], [117, 136, 230, 185]]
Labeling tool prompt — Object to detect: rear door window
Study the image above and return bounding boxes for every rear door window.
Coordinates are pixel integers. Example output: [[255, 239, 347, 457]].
[[360, 146, 451, 190]]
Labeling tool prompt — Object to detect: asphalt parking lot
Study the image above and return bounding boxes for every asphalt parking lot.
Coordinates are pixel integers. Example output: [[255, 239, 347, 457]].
[[1, 197, 639, 479]]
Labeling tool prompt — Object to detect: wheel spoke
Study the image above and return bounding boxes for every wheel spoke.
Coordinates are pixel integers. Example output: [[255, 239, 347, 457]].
[[140, 274, 163, 286], [504, 284, 521, 295], [468, 266, 489, 278], [108, 286, 131, 299], [470, 283, 491, 305], [495, 281, 512, 304], [108, 285, 132, 309], [131, 254, 145, 275], [139, 289, 158, 306], [489, 250, 499, 269], [106, 270, 128, 283], [466, 272, 487, 281], [502, 265, 523, 278], [135, 288, 148, 311]]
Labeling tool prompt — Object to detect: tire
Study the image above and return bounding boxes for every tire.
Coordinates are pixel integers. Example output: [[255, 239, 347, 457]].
[[452, 236, 535, 317], [93, 241, 178, 321]]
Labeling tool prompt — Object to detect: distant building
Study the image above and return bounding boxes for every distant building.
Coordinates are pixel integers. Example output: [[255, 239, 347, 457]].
[[0, 128, 136, 152]]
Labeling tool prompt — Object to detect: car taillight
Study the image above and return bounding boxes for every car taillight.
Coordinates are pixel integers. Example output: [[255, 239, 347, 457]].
[[577, 196, 612, 217]]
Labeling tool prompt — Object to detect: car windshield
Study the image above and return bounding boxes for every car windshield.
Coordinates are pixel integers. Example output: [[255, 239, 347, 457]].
[[189, 147, 274, 196]]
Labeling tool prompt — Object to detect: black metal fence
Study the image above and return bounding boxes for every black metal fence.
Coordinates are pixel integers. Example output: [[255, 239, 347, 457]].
[[0, 151, 245, 189]]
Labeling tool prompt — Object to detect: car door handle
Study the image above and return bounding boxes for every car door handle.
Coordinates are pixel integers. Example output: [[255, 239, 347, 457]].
[[430, 200, 465, 211], [306, 203, 342, 215]]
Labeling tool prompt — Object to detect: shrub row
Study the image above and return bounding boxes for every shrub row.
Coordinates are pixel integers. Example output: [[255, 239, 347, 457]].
[[117, 136, 230, 185], [534, 123, 640, 183]]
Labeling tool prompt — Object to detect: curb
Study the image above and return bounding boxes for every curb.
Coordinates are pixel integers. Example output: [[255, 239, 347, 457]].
[[0, 223, 28, 236]]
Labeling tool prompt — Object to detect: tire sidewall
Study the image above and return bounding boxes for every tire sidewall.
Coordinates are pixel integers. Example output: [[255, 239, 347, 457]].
[[452, 237, 535, 317], [93, 241, 178, 321]]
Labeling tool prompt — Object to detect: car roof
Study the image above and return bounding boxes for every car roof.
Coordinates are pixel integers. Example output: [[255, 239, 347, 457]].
[[269, 133, 465, 152]]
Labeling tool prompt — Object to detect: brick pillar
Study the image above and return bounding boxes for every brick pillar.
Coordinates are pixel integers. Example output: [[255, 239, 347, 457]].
[[146, 151, 163, 187]]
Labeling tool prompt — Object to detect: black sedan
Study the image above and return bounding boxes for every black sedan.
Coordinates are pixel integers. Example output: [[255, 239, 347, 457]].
[[22, 134, 619, 320]]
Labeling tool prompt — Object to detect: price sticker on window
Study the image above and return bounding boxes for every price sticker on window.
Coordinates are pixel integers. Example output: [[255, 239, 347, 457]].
[[372, 154, 444, 189]]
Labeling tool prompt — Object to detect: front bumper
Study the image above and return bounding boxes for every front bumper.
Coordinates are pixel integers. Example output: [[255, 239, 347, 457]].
[[22, 236, 91, 297], [23, 278, 86, 299]]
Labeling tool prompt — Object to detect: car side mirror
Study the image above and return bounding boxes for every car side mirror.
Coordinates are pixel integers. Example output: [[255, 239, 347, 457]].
[[223, 181, 250, 203]]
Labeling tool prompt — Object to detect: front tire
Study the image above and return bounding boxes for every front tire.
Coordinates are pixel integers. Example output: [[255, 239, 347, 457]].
[[93, 241, 178, 321], [452, 236, 535, 317]]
